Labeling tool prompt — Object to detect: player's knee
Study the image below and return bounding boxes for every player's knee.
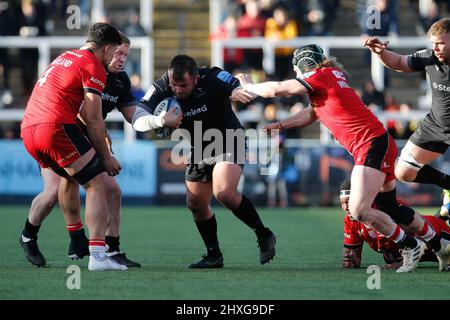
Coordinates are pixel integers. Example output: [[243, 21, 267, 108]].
[[214, 189, 239, 209], [348, 210, 365, 222], [348, 201, 371, 222], [44, 189, 59, 208], [106, 181, 121, 199], [33, 190, 58, 210], [396, 149, 423, 182], [394, 165, 416, 183], [187, 198, 206, 214]]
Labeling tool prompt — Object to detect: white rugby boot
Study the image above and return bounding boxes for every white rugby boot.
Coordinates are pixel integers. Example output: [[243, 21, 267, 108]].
[[88, 252, 128, 271], [396, 239, 426, 273]]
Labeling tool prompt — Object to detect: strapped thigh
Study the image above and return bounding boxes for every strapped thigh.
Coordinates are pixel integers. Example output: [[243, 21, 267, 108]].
[[398, 148, 424, 172], [72, 153, 106, 185]]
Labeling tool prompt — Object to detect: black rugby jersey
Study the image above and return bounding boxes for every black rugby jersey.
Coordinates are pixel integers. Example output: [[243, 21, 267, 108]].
[[101, 71, 136, 119], [408, 49, 450, 130], [139, 67, 244, 157]]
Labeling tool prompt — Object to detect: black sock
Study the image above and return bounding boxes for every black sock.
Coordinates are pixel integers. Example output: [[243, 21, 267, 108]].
[[195, 215, 221, 257], [414, 165, 450, 188], [396, 233, 418, 250], [105, 235, 120, 253], [232, 195, 272, 239], [22, 219, 40, 240], [374, 189, 414, 226], [69, 228, 88, 241], [427, 234, 442, 252]]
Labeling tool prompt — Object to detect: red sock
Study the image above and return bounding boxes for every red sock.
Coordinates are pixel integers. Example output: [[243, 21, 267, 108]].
[[89, 239, 106, 247], [388, 225, 405, 243], [417, 222, 436, 242], [66, 221, 83, 232]]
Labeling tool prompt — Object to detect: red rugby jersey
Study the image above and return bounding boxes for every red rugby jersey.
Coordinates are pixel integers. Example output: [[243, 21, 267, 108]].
[[297, 67, 386, 155], [343, 214, 395, 253], [22, 49, 106, 129], [343, 214, 450, 253]]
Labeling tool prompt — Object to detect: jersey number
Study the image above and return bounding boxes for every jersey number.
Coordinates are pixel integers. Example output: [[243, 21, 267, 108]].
[[37, 66, 55, 87], [332, 70, 346, 80]]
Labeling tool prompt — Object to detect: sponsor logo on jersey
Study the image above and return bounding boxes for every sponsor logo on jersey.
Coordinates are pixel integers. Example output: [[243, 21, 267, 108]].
[[217, 71, 234, 84], [66, 50, 83, 58], [432, 82, 450, 92], [90, 76, 105, 89], [185, 105, 208, 117], [102, 92, 118, 103], [58, 151, 77, 163]]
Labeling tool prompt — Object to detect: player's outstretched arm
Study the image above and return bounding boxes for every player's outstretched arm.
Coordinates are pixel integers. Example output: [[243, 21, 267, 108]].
[[265, 106, 318, 131], [342, 247, 362, 268], [244, 79, 308, 98], [363, 36, 413, 73], [231, 86, 254, 104]]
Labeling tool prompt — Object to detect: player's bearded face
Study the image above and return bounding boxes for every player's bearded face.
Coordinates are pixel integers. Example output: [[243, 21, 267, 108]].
[[109, 44, 129, 73], [168, 70, 198, 100], [430, 33, 450, 63]]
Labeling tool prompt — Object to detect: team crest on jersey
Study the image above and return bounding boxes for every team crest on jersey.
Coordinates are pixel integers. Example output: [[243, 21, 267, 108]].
[[217, 71, 234, 84]]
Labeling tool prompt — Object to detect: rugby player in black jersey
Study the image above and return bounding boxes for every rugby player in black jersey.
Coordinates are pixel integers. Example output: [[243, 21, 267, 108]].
[[365, 18, 450, 193], [20, 33, 182, 268], [133, 55, 276, 268], [365, 18, 450, 268]]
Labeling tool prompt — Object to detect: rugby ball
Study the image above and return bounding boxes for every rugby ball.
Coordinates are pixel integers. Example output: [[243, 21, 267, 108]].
[[153, 97, 182, 138]]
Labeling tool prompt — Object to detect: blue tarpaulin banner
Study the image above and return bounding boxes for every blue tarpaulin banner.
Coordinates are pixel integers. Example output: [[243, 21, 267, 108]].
[[0, 140, 157, 197]]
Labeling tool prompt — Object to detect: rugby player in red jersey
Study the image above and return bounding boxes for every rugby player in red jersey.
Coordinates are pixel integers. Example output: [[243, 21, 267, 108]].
[[234, 44, 450, 272], [339, 179, 450, 270], [20, 23, 126, 271], [18, 32, 175, 269]]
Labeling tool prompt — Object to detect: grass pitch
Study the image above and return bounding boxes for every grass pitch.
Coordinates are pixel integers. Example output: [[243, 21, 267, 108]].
[[1, 205, 449, 300]]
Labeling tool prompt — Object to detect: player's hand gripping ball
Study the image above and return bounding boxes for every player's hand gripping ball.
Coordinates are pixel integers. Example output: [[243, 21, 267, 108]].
[[153, 97, 182, 138]]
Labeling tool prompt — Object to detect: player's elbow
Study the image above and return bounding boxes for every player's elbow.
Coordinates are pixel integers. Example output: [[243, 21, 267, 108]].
[[132, 117, 148, 132], [132, 108, 150, 132]]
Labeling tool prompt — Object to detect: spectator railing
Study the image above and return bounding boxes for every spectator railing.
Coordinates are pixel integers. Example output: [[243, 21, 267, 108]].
[[211, 36, 430, 91], [0, 36, 153, 140], [0, 36, 153, 90]]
